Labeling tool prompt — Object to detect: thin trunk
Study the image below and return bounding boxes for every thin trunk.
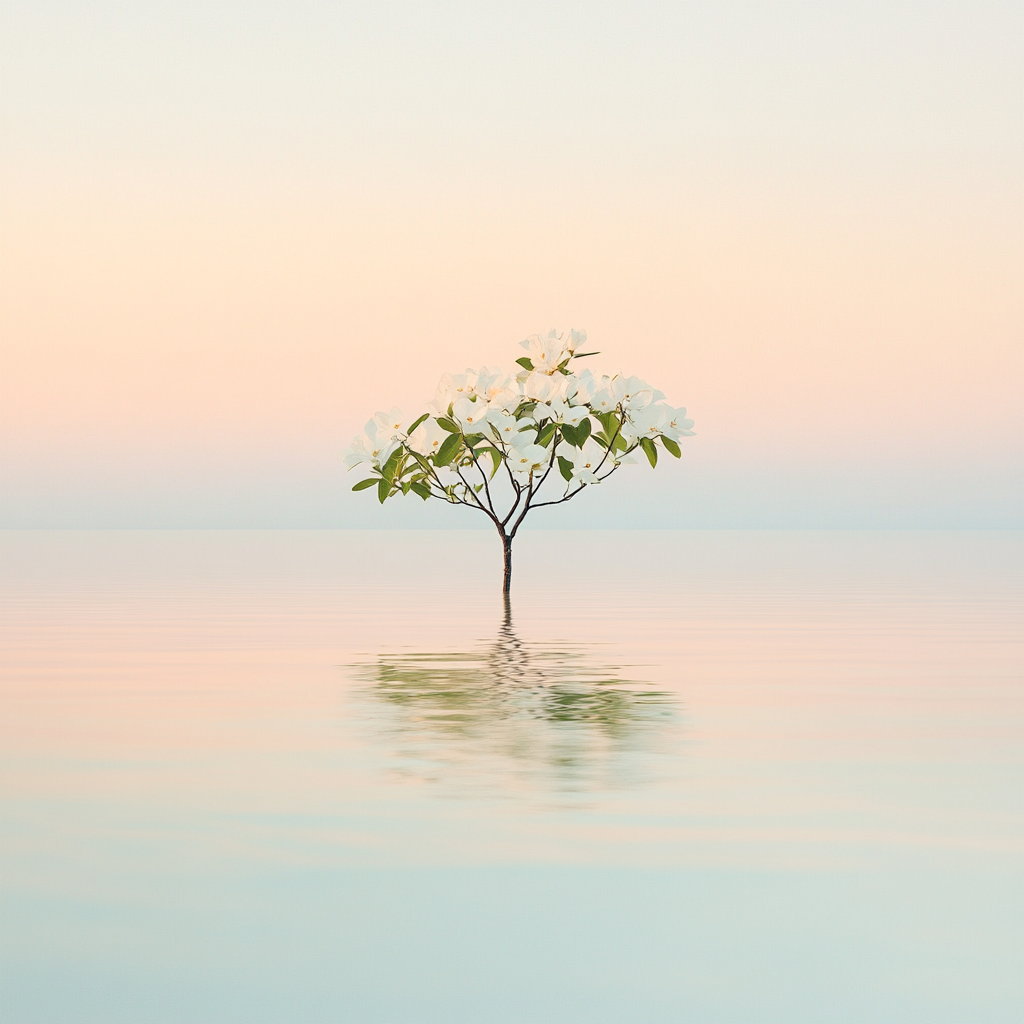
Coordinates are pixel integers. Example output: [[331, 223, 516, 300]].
[[501, 532, 513, 595]]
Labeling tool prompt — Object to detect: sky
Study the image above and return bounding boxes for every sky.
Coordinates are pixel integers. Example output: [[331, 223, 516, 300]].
[[1, 1, 1021, 528]]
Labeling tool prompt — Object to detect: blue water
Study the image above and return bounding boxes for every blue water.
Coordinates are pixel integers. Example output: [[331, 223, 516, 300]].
[[1, 530, 1022, 1022]]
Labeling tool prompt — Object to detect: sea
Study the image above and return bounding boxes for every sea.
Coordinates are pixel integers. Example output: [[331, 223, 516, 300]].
[[1, 529, 1021, 1023]]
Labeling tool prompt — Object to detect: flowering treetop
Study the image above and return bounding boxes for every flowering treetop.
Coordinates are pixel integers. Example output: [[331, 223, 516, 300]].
[[342, 329, 694, 590]]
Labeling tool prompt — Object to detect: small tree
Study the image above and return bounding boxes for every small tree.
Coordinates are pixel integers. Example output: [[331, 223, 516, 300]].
[[343, 329, 694, 594]]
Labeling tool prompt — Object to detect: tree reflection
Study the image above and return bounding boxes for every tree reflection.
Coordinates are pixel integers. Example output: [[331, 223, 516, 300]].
[[349, 597, 679, 795]]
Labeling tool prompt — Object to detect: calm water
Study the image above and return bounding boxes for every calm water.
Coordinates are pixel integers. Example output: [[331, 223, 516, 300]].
[[1, 530, 1022, 1023]]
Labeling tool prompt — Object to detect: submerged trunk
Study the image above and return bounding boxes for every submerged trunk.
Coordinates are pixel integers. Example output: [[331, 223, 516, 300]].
[[501, 532, 513, 595]]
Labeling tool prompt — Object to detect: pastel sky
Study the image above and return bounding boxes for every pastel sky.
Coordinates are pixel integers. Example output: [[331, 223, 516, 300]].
[[1, 2, 1021, 528]]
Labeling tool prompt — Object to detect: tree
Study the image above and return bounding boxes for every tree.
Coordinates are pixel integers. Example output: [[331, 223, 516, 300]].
[[343, 329, 694, 594]]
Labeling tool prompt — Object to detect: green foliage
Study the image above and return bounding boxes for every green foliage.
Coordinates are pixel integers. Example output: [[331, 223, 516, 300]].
[[407, 413, 429, 434], [352, 477, 378, 491], [560, 423, 578, 447], [639, 436, 658, 467], [436, 416, 461, 433], [377, 477, 390, 503], [576, 417, 591, 444], [661, 436, 681, 458], [479, 446, 502, 478], [410, 480, 431, 500], [537, 423, 557, 448], [381, 448, 404, 483], [515, 357, 534, 370], [434, 432, 462, 467], [557, 455, 574, 482]]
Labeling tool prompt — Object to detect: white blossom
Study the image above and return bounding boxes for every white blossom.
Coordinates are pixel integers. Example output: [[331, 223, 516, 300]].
[[507, 434, 551, 476], [486, 409, 527, 443], [554, 400, 592, 427], [343, 420, 399, 470], [520, 329, 575, 375], [626, 403, 669, 440], [485, 385, 523, 416], [372, 406, 405, 439], [431, 369, 481, 413], [523, 370, 568, 403], [565, 368, 601, 406], [408, 418, 448, 457], [571, 439, 606, 484], [665, 406, 695, 438], [452, 396, 488, 433]]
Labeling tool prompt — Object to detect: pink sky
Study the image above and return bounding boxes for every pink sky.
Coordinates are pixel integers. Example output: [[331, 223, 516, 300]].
[[1, 3, 1020, 527]]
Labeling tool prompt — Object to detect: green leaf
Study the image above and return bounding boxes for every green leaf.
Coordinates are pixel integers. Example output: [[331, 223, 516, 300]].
[[409, 452, 433, 475], [434, 432, 462, 467], [515, 357, 534, 371], [436, 416, 461, 434], [576, 417, 592, 444], [377, 477, 390, 503], [557, 455, 574, 482], [537, 423, 557, 448], [410, 481, 431, 500], [573, 350, 600, 359], [598, 412, 619, 438], [560, 423, 579, 447], [480, 446, 502, 478], [594, 432, 611, 449], [640, 436, 658, 467], [407, 413, 429, 434], [381, 448, 403, 482], [661, 436, 681, 458], [401, 480, 411, 495], [351, 478, 378, 491]]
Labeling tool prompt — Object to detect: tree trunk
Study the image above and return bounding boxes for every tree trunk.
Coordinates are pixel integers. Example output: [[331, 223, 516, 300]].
[[501, 531, 513, 595]]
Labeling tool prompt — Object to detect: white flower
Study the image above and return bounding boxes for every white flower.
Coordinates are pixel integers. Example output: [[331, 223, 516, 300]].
[[343, 420, 399, 470], [523, 370, 568, 403], [507, 434, 551, 476], [520, 328, 578, 375], [476, 366, 511, 400], [665, 406, 695, 438], [571, 439, 605, 484], [531, 398, 592, 429], [485, 386, 523, 416], [408, 418, 448, 457], [486, 409, 527, 443], [590, 383, 619, 414], [553, 400, 591, 427], [450, 371, 480, 400], [618, 416, 639, 444], [627, 403, 695, 441], [430, 369, 481, 413], [372, 406, 405, 439], [627, 403, 670, 439], [565, 368, 601, 406], [619, 375, 664, 410], [452, 396, 488, 433]]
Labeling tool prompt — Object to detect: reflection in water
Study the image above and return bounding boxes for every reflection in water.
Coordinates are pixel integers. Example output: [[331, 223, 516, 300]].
[[350, 598, 679, 795]]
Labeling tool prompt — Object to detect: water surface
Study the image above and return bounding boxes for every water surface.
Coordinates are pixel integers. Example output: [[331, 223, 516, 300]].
[[1, 530, 1021, 1022]]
